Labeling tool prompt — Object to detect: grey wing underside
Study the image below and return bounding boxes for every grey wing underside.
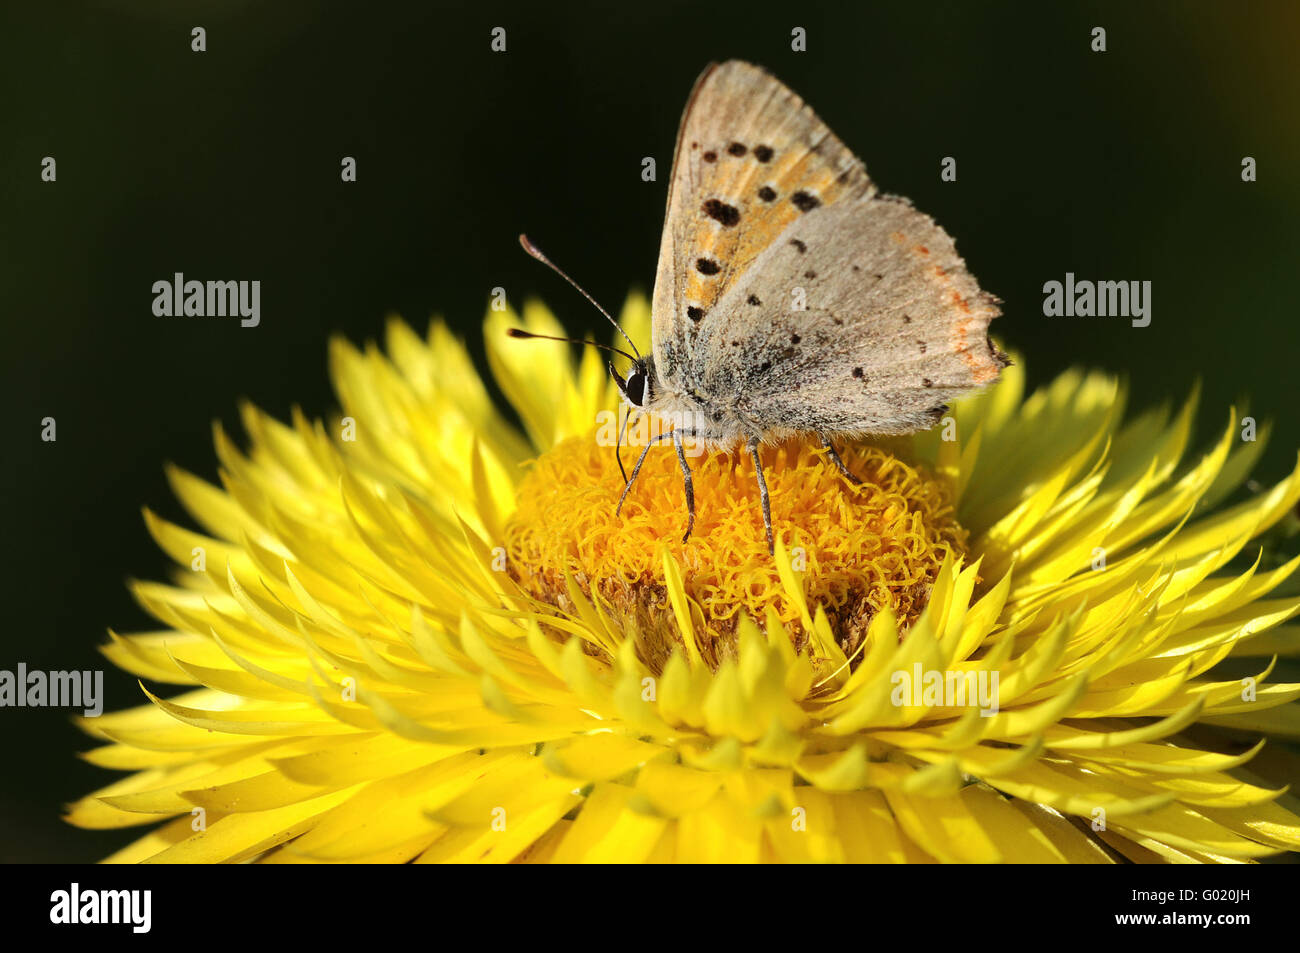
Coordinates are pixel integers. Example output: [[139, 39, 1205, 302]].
[[689, 193, 1005, 437]]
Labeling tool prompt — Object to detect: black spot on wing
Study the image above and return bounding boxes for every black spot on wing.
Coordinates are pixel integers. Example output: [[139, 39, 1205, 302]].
[[791, 191, 821, 212], [757, 186, 776, 202], [687, 306, 704, 322], [701, 199, 740, 227], [695, 258, 720, 275], [754, 145, 774, 162], [789, 239, 806, 253], [726, 142, 747, 157]]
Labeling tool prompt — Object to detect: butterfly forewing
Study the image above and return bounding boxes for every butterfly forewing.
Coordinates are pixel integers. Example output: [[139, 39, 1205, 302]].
[[650, 61, 874, 385]]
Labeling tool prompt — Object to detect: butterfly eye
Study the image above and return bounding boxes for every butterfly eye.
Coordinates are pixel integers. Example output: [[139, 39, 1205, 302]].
[[624, 368, 647, 407]]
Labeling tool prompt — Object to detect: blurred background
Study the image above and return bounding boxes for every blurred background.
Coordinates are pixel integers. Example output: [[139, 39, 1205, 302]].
[[1, 0, 1297, 861]]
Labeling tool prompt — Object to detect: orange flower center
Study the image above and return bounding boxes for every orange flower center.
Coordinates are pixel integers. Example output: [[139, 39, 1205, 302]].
[[504, 433, 966, 671]]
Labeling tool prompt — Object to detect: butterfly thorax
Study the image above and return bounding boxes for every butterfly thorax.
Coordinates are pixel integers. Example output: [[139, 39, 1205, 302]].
[[632, 356, 762, 449]]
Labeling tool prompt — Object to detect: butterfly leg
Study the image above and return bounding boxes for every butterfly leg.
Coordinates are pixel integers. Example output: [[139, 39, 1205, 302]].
[[615, 407, 639, 485], [615, 435, 662, 517], [748, 437, 774, 555], [672, 428, 696, 543], [819, 435, 863, 486], [614, 428, 699, 543]]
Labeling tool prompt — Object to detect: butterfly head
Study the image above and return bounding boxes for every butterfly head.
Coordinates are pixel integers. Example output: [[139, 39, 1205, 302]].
[[612, 357, 656, 410]]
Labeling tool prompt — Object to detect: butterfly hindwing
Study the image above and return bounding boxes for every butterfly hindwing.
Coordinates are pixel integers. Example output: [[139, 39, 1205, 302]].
[[694, 192, 1005, 435]]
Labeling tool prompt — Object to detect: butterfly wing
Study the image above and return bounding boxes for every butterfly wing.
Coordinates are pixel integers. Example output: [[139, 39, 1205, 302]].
[[651, 60, 1005, 438], [649, 60, 873, 388], [696, 192, 1006, 436]]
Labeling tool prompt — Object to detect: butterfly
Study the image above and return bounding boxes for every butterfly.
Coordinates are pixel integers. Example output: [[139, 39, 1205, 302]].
[[517, 60, 1008, 554]]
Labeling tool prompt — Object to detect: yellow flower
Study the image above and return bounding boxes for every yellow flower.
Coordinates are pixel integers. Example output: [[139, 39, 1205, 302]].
[[69, 293, 1300, 863]]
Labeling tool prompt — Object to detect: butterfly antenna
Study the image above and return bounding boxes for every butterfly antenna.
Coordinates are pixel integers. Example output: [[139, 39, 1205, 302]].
[[506, 328, 638, 364], [518, 234, 642, 360]]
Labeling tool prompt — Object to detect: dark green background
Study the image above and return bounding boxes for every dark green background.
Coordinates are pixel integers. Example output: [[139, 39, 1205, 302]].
[[2, 1, 1297, 862]]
